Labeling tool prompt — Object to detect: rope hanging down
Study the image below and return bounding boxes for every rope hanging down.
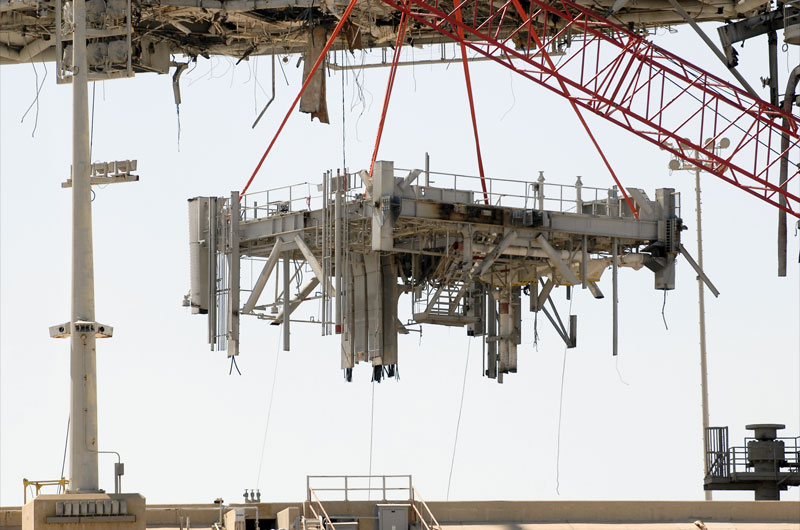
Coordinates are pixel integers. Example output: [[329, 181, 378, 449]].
[[241, 0, 360, 196]]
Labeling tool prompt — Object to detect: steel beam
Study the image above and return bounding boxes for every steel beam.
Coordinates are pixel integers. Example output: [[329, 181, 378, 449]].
[[666, 0, 757, 97], [242, 240, 283, 314], [283, 255, 290, 350], [717, 7, 800, 66], [679, 244, 720, 298], [294, 234, 335, 296], [273, 278, 320, 324], [474, 231, 518, 277], [612, 237, 618, 357], [536, 235, 581, 286]]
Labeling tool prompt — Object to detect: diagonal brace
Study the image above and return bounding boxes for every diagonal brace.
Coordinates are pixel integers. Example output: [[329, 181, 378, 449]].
[[242, 240, 283, 314]]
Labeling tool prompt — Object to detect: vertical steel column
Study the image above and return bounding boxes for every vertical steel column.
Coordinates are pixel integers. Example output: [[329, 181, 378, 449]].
[[283, 255, 290, 351], [69, 0, 99, 493], [486, 290, 498, 381], [424, 152, 430, 187], [322, 171, 328, 335], [695, 168, 712, 500], [611, 237, 618, 357], [208, 198, 217, 348], [768, 30, 779, 107], [581, 235, 588, 289], [334, 172, 342, 333], [228, 192, 240, 357]]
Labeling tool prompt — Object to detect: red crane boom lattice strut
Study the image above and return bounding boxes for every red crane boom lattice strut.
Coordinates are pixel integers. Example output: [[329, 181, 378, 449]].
[[376, 0, 800, 218]]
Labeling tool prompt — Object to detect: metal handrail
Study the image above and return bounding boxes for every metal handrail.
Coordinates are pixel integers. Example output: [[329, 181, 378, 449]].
[[23, 478, 68, 503], [306, 475, 413, 502], [395, 167, 657, 217], [411, 486, 441, 530], [237, 166, 676, 223], [307, 487, 337, 530], [707, 436, 800, 477]]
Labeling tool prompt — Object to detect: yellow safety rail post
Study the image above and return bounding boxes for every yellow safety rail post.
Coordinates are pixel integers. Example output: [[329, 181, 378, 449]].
[[23, 478, 69, 503]]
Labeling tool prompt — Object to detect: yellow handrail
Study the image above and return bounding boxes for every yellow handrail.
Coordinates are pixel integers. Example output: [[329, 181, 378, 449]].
[[412, 486, 441, 530], [308, 487, 337, 530], [23, 478, 68, 504]]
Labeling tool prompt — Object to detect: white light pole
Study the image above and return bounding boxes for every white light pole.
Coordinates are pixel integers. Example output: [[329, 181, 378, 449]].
[[668, 137, 729, 501], [70, 0, 99, 492]]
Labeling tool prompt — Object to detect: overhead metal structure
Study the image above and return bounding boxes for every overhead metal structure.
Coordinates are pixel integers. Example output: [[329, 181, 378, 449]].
[[705, 423, 800, 500], [2, 0, 799, 217], [0, 0, 782, 65], [362, 0, 800, 218], [187, 161, 708, 382]]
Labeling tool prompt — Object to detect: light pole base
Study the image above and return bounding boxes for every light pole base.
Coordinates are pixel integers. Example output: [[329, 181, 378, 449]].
[[22, 493, 145, 530]]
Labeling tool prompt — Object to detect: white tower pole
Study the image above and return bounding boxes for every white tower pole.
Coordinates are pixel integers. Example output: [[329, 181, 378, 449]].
[[69, 0, 100, 493]]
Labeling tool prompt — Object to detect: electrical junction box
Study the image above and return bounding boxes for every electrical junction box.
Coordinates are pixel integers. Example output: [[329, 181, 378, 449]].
[[225, 508, 246, 530], [377, 505, 408, 530]]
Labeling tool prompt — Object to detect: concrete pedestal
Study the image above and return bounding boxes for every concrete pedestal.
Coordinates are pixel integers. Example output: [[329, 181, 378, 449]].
[[22, 494, 145, 530]]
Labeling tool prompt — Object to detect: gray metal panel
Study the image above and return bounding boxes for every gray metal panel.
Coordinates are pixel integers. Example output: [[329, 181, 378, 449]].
[[547, 212, 659, 239], [380, 255, 398, 367], [227, 192, 240, 357], [187, 197, 210, 314], [377, 506, 408, 530], [351, 253, 369, 361], [364, 253, 383, 361]]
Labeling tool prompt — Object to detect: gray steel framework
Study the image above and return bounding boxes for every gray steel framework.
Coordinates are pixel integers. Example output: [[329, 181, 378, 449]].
[[187, 160, 715, 383]]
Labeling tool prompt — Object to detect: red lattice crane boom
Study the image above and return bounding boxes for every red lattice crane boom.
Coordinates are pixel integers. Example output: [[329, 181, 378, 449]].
[[372, 0, 800, 217]]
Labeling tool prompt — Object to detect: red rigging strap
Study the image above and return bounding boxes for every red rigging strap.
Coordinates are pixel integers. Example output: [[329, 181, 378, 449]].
[[369, 5, 410, 176], [454, 0, 490, 206], [240, 0, 360, 197], [507, 0, 637, 217], [376, 0, 800, 217]]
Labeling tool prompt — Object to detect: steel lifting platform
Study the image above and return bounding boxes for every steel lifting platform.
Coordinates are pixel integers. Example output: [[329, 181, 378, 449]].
[[187, 160, 715, 382]]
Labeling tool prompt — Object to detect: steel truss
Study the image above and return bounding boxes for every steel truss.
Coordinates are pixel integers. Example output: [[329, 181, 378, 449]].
[[376, 0, 800, 217]]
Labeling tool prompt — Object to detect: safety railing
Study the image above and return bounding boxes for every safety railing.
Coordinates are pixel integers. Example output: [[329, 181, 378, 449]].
[[395, 167, 677, 218], [706, 427, 800, 477], [240, 182, 316, 220], [410, 486, 441, 530], [240, 173, 367, 222], [306, 487, 339, 530], [238, 165, 678, 222], [23, 478, 68, 503], [304, 476, 440, 530], [306, 475, 413, 502]]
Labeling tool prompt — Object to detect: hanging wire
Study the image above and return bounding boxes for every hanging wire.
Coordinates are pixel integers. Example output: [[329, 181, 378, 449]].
[[255, 332, 282, 489], [555, 295, 574, 495], [661, 290, 669, 331], [57, 416, 70, 493], [500, 70, 516, 122], [446, 337, 471, 500], [89, 82, 96, 161], [176, 103, 181, 152], [615, 356, 630, 386], [229, 355, 242, 375], [20, 59, 47, 137], [367, 380, 376, 500]]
